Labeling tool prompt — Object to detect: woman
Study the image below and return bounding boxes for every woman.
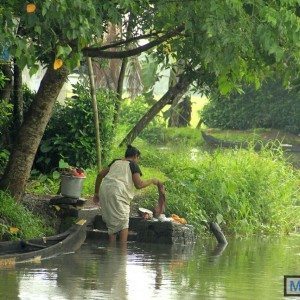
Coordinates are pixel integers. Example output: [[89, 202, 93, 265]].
[[93, 145, 162, 242]]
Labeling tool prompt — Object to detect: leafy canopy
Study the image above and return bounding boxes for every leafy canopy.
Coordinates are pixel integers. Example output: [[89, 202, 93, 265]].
[[1, 0, 300, 92]]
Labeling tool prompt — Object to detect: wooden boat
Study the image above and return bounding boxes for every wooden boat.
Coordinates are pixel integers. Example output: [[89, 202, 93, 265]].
[[0, 219, 88, 267], [201, 131, 300, 152], [201, 130, 259, 149]]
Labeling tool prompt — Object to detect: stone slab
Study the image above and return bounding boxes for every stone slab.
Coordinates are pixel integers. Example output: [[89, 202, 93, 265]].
[[136, 219, 195, 245]]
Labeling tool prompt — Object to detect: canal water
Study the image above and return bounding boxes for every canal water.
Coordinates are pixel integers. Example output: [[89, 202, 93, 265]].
[[0, 235, 299, 300]]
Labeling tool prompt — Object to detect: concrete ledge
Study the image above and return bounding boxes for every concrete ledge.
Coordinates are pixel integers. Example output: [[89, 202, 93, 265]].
[[54, 205, 195, 245]]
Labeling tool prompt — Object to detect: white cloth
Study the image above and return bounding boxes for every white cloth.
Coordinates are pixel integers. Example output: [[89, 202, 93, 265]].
[[99, 160, 135, 235]]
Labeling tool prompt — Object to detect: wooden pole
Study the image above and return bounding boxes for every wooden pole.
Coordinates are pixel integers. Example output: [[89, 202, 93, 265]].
[[87, 57, 102, 171]]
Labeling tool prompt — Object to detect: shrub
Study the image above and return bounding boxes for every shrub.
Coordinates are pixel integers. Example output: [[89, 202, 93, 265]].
[[35, 83, 116, 172]]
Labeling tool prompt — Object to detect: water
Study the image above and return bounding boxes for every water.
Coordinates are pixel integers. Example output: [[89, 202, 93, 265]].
[[0, 235, 299, 300]]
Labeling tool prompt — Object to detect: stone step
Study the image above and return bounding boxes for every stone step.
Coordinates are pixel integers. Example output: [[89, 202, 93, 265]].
[[51, 203, 195, 245]]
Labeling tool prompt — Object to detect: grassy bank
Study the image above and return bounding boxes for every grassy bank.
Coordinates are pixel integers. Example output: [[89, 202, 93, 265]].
[[0, 191, 54, 240], [25, 127, 299, 237], [130, 138, 299, 236]]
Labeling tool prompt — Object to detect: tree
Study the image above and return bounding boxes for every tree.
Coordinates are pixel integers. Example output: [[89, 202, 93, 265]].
[[0, 0, 300, 200], [120, 71, 207, 146]]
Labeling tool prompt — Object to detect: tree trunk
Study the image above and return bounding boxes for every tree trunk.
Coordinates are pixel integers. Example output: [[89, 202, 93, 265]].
[[168, 96, 182, 127], [177, 95, 192, 127], [120, 73, 192, 146], [0, 66, 69, 201], [113, 57, 128, 125], [12, 62, 23, 139]]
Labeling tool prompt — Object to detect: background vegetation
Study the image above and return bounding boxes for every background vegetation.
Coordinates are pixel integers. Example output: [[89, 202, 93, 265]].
[[1, 81, 299, 240], [25, 98, 300, 237], [201, 79, 300, 134]]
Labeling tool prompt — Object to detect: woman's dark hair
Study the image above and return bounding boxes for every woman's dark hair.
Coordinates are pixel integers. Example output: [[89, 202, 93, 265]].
[[125, 145, 141, 158]]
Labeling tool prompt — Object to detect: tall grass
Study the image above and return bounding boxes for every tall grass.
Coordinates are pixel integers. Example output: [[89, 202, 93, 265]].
[[132, 140, 299, 236], [0, 191, 54, 240]]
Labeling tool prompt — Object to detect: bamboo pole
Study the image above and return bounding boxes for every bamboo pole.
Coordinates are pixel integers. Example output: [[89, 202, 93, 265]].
[[87, 57, 102, 171]]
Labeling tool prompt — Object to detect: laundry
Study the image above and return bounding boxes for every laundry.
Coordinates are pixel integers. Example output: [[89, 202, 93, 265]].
[[171, 214, 187, 224], [138, 183, 188, 225]]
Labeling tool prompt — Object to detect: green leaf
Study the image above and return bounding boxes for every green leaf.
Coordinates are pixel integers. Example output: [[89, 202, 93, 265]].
[[56, 45, 72, 58], [59, 159, 70, 169], [216, 213, 224, 224], [29, 64, 39, 77], [34, 25, 41, 35], [52, 171, 60, 180], [40, 143, 53, 153]]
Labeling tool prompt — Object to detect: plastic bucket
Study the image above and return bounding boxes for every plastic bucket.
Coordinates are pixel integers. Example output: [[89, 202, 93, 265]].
[[60, 175, 86, 198]]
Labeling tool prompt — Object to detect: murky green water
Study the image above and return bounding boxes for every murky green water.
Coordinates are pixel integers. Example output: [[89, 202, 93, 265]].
[[0, 235, 299, 300]]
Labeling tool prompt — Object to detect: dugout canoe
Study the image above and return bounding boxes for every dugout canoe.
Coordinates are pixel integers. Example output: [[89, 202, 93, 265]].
[[0, 219, 88, 267]]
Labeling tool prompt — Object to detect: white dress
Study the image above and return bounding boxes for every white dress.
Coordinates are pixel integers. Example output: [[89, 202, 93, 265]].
[[99, 160, 136, 235]]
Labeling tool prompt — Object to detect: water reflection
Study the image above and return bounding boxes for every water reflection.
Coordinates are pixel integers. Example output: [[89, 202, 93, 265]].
[[0, 236, 299, 299]]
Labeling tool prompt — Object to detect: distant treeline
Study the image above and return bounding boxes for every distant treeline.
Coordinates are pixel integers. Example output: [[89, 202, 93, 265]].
[[201, 80, 300, 134]]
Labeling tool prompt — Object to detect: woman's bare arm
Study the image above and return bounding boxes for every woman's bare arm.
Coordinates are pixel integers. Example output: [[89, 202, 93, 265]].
[[132, 173, 159, 189], [93, 168, 109, 202]]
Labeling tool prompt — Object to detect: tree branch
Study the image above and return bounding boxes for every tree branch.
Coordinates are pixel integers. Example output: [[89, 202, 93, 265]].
[[82, 25, 184, 59], [96, 30, 163, 51]]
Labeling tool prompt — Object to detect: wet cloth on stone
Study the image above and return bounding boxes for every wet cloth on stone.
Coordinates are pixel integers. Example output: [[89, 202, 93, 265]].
[[99, 159, 141, 235]]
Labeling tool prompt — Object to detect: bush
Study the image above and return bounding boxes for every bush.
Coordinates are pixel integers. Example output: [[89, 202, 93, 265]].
[[201, 80, 300, 134], [35, 83, 116, 172]]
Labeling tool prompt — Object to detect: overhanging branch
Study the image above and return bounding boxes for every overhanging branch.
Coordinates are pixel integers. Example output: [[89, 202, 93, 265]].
[[96, 30, 163, 51], [82, 25, 184, 59]]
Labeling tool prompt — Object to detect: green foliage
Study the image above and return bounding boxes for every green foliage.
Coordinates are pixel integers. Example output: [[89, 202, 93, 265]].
[[0, 69, 8, 88], [0, 69, 13, 133], [26, 170, 60, 196], [130, 138, 299, 236], [0, 149, 9, 174], [201, 80, 300, 133], [22, 84, 36, 113], [0, 0, 114, 71], [0, 100, 12, 134], [0, 191, 53, 240], [35, 83, 116, 172], [28, 127, 299, 236], [1, 0, 300, 90], [141, 127, 204, 147], [119, 95, 166, 143], [119, 96, 163, 128]]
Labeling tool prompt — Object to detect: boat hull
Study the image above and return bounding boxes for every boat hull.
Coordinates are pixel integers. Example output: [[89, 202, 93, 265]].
[[0, 219, 88, 267]]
